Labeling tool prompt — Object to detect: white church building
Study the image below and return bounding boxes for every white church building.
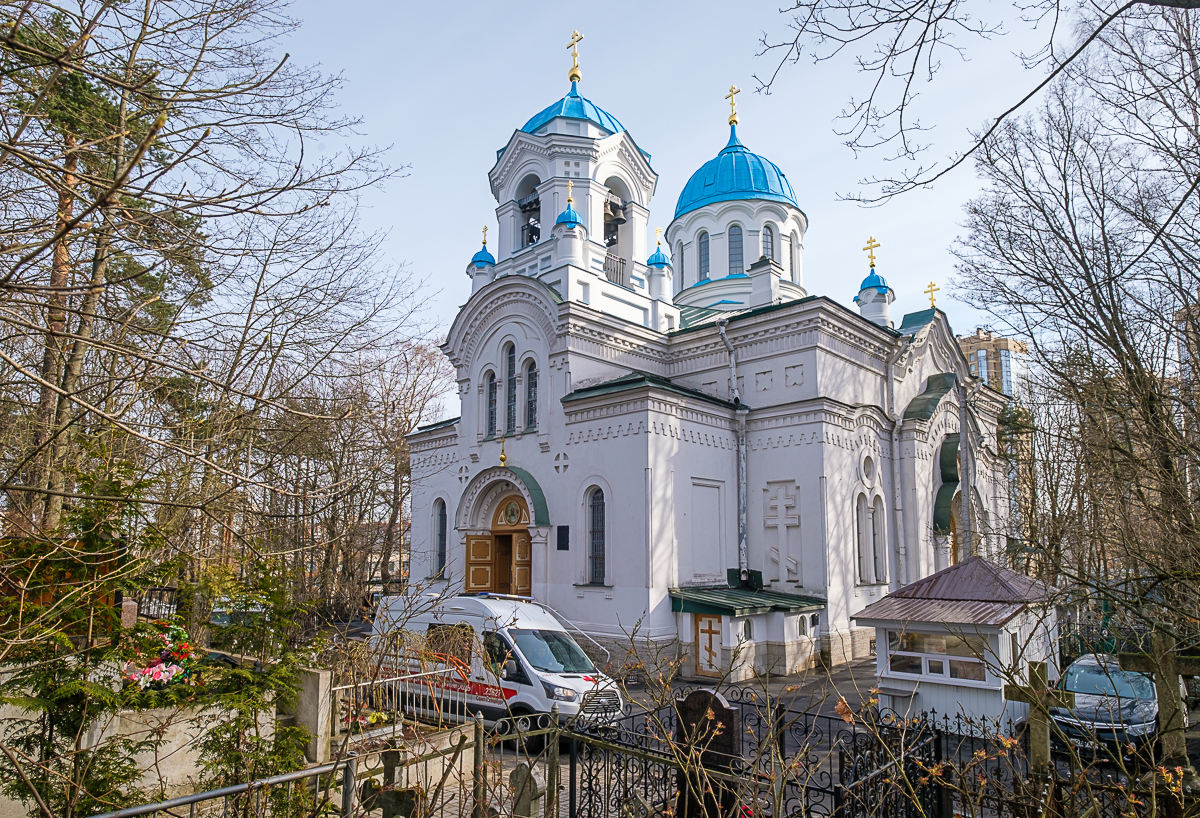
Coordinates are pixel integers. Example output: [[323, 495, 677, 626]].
[[406, 50, 1010, 681]]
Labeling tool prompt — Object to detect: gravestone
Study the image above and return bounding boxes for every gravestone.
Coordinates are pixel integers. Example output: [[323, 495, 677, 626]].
[[673, 689, 741, 818], [510, 762, 545, 817]]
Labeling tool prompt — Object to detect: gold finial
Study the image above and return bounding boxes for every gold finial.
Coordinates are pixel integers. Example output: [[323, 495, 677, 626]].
[[566, 30, 584, 83], [566, 179, 574, 204], [499, 438, 507, 467], [862, 236, 880, 268], [924, 281, 941, 308], [725, 85, 741, 126], [655, 226, 662, 246], [482, 225, 488, 246]]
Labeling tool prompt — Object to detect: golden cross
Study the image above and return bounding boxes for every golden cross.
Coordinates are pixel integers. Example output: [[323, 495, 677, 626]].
[[862, 236, 880, 268], [481, 225, 488, 246], [924, 281, 940, 308], [655, 226, 662, 246], [566, 179, 573, 203], [566, 30, 584, 83], [725, 85, 741, 126]]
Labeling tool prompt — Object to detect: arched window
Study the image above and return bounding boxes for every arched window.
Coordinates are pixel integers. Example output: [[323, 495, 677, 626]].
[[486, 372, 497, 436], [872, 496, 886, 582], [790, 231, 800, 283], [698, 232, 710, 280], [762, 225, 774, 261], [728, 224, 743, 275], [675, 242, 685, 293], [855, 494, 869, 583], [588, 488, 606, 584], [505, 344, 517, 433], [435, 499, 447, 577], [525, 359, 538, 430]]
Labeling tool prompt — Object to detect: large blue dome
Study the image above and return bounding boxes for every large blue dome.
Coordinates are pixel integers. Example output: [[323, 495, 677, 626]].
[[674, 126, 798, 220], [522, 82, 624, 135]]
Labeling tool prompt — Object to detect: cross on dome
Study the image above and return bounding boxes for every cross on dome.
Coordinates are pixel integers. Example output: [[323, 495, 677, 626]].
[[567, 30, 584, 83], [925, 281, 941, 307], [725, 85, 741, 126], [863, 236, 880, 268]]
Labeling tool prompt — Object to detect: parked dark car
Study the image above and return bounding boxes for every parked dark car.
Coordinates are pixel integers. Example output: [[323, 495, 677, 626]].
[[1049, 653, 1185, 763]]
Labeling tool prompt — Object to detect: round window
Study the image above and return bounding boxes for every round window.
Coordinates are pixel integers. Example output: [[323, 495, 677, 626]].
[[863, 456, 875, 482]]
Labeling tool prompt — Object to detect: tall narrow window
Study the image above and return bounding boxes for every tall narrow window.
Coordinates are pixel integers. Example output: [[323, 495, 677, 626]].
[[872, 497, 886, 582], [676, 242, 685, 292], [698, 232, 710, 280], [790, 231, 800, 283], [505, 345, 517, 433], [588, 488, 606, 584], [855, 494, 869, 583], [728, 225, 743, 275], [435, 499, 447, 577], [486, 373, 497, 436], [525, 359, 538, 429], [762, 225, 774, 261]]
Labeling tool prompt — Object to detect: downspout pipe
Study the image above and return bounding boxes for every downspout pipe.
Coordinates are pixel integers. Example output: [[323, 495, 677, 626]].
[[957, 379, 985, 560], [885, 341, 909, 585], [718, 319, 750, 582]]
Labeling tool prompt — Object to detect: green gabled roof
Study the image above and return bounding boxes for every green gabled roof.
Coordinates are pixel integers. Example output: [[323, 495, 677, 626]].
[[670, 586, 826, 618], [412, 417, 460, 434], [561, 371, 739, 410], [897, 308, 939, 336], [903, 373, 958, 420], [670, 295, 820, 335]]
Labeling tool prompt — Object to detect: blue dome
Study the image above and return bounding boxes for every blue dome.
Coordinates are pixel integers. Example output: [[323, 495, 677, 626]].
[[674, 125, 799, 220], [471, 244, 496, 268], [647, 244, 669, 268], [522, 82, 624, 135], [555, 203, 582, 228], [859, 269, 888, 293]]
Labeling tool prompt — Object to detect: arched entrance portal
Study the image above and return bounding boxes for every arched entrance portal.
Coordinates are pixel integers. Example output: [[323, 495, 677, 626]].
[[465, 495, 532, 595]]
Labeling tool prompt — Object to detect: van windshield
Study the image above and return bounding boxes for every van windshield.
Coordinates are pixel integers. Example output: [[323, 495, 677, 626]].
[[510, 629, 595, 674]]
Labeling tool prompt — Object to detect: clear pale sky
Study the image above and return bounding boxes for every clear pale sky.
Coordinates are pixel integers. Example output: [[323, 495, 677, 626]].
[[282, 0, 1038, 339]]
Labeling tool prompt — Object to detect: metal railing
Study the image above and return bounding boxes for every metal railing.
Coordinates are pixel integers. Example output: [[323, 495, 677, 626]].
[[90, 754, 357, 818], [603, 253, 625, 285], [331, 663, 471, 735]]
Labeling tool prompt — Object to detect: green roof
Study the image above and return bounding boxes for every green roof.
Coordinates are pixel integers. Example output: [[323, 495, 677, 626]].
[[897, 308, 939, 336], [670, 586, 826, 617], [903, 373, 957, 420], [561, 371, 739, 410], [505, 466, 550, 526], [409, 417, 460, 436]]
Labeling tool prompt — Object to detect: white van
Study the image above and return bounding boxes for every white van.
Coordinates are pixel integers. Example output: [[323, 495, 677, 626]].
[[371, 592, 623, 725]]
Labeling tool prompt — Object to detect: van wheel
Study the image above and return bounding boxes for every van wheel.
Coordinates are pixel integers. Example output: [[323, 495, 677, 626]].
[[508, 708, 545, 756]]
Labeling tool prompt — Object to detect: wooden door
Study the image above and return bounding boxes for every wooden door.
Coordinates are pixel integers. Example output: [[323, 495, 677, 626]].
[[466, 536, 493, 591], [513, 532, 531, 595]]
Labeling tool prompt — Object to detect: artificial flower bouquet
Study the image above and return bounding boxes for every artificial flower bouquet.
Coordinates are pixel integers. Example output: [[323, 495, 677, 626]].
[[124, 620, 200, 690]]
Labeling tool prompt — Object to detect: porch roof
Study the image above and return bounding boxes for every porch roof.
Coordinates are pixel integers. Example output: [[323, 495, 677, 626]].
[[670, 586, 826, 618]]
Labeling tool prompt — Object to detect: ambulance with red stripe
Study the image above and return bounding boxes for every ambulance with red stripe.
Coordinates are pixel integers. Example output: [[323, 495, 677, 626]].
[[372, 592, 624, 725]]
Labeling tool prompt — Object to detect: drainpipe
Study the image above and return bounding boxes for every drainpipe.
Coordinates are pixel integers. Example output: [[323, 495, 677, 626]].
[[718, 319, 750, 582], [885, 341, 908, 585], [958, 379, 984, 559]]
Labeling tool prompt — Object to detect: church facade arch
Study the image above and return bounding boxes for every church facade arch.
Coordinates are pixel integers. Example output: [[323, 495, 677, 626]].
[[454, 466, 551, 596]]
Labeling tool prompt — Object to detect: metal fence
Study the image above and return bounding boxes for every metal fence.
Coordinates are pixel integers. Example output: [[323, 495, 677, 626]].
[[331, 666, 470, 736], [94, 691, 1198, 818]]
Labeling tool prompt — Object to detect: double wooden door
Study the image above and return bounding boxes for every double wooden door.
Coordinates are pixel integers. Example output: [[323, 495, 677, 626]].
[[465, 496, 532, 595]]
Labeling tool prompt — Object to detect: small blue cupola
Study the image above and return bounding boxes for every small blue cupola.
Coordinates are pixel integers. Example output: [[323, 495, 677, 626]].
[[854, 236, 895, 328], [855, 270, 889, 300], [555, 181, 583, 228], [471, 237, 496, 269], [647, 241, 670, 268]]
